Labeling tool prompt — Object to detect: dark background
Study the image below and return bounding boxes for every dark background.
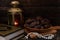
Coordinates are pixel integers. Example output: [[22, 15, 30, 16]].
[[0, 0, 60, 25]]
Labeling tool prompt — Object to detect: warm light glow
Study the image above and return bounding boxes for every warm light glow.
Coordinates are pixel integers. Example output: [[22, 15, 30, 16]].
[[14, 21, 18, 26], [11, 1, 19, 5]]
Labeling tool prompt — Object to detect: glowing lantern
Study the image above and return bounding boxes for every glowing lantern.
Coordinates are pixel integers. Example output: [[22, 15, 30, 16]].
[[8, 1, 23, 26]]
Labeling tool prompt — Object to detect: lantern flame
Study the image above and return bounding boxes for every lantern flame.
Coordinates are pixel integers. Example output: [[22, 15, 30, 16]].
[[14, 21, 18, 26]]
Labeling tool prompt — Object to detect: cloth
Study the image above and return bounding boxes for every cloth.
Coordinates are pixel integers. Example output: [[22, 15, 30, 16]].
[[0, 36, 5, 40], [25, 32, 55, 40]]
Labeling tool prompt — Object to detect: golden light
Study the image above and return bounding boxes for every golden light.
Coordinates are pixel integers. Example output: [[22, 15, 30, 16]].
[[11, 1, 20, 5]]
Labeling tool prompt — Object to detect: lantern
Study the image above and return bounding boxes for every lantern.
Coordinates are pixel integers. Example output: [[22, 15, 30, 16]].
[[8, 1, 23, 26]]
